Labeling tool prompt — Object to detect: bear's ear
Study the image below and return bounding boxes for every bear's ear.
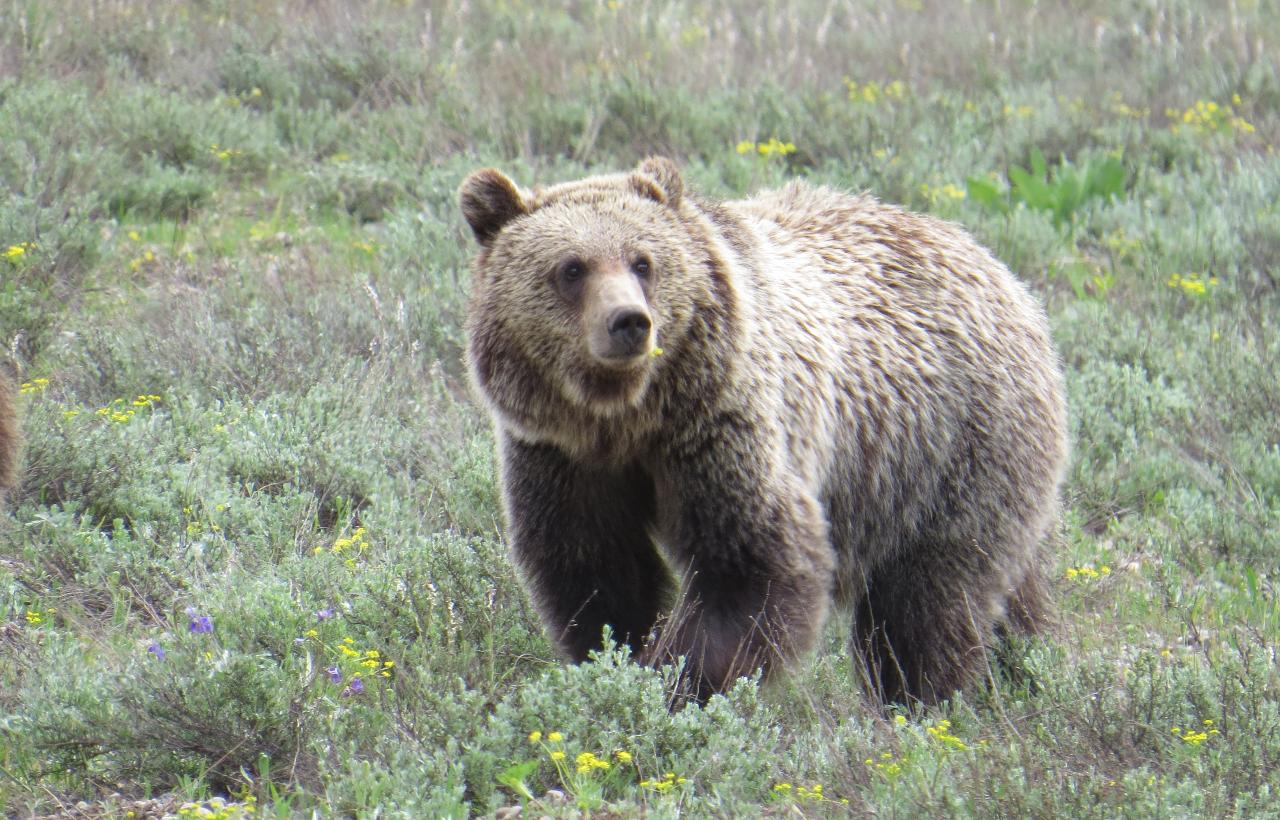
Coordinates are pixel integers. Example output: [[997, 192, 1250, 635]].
[[631, 156, 684, 208], [459, 168, 529, 246]]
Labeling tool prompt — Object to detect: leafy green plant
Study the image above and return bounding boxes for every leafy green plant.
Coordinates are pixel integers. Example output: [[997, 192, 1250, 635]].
[[967, 147, 1127, 232]]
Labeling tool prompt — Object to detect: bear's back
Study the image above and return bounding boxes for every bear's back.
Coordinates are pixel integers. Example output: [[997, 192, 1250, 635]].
[[726, 182, 1067, 570]]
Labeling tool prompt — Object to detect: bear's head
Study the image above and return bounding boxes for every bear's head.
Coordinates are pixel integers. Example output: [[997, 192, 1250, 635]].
[[460, 158, 701, 419]]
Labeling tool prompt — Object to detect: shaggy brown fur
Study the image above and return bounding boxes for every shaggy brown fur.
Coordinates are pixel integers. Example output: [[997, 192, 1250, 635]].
[[460, 158, 1068, 705], [0, 372, 19, 500]]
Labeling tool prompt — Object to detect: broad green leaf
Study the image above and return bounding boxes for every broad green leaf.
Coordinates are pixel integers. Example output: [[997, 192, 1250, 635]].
[[1086, 157, 1127, 200], [497, 760, 540, 801], [1030, 146, 1048, 180], [965, 176, 1008, 213], [1009, 165, 1053, 211]]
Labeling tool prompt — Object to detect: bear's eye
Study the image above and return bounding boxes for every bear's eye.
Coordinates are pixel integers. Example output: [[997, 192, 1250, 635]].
[[632, 257, 651, 278], [559, 260, 586, 284]]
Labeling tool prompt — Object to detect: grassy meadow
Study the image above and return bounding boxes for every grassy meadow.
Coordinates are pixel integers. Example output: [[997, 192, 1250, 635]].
[[2, 0, 1279, 815]]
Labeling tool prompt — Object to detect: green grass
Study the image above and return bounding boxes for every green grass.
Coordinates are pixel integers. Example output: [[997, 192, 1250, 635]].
[[2, 0, 1278, 816]]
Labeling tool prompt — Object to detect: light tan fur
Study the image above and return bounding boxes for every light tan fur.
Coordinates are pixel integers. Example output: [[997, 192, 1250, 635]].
[[0, 372, 20, 501], [460, 158, 1068, 704]]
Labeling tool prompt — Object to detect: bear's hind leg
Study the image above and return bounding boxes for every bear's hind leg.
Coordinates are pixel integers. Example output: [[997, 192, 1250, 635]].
[[1004, 564, 1052, 636], [852, 547, 1004, 706]]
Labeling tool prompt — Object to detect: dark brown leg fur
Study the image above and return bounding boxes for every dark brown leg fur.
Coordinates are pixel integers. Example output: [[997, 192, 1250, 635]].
[[640, 423, 834, 703], [644, 569, 818, 705], [853, 546, 1005, 706], [500, 436, 673, 660]]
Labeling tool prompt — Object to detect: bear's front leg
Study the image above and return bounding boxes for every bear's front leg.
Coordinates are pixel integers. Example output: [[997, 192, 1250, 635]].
[[499, 433, 674, 661], [643, 423, 835, 702]]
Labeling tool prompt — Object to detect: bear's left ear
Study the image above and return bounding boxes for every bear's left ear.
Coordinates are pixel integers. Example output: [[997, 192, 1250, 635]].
[[459, 168, 529, 247], [631, 156, 684, 208]]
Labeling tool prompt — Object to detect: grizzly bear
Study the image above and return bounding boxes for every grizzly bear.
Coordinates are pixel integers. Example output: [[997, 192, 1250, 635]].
[[459, 157, 1068, 705]]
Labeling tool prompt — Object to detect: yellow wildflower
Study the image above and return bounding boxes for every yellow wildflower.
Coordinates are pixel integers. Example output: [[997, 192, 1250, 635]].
[[736, 138, 796, 159], [926, 719, 969, 751], [757, 137, 796, 157], [575, 751, 610, 773]]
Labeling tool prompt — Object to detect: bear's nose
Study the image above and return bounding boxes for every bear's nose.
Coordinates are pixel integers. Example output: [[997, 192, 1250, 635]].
[[607, 308, 652, 351]]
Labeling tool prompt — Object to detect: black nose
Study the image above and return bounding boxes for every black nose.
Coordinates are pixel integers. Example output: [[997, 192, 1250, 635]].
[[607, 308, 652, 351]]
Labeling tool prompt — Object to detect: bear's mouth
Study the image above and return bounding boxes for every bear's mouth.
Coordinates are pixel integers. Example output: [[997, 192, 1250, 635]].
[[590, 346, 655, 369], [562, 351, 657, 411]]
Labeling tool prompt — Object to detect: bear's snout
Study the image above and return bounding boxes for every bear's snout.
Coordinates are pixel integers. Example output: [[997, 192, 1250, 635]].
[[585, 267, 653, 364], [607, 308, 652, 353]]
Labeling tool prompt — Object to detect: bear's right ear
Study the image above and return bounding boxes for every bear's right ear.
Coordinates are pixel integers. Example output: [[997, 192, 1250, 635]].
[[459, 169, 529, 247], [632, 156, 684, 208]]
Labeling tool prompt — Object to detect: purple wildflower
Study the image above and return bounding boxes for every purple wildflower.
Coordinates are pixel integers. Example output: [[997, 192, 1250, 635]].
[[315, 608, 335, 621], [343, 676, 365, 696], [188, 614, 213, 634], [326, 666, 342, 684], [147, 641, 166, 660]]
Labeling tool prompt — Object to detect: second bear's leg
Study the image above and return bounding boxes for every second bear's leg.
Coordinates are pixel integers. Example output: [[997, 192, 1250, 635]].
[[500, 434, 673, 660]]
